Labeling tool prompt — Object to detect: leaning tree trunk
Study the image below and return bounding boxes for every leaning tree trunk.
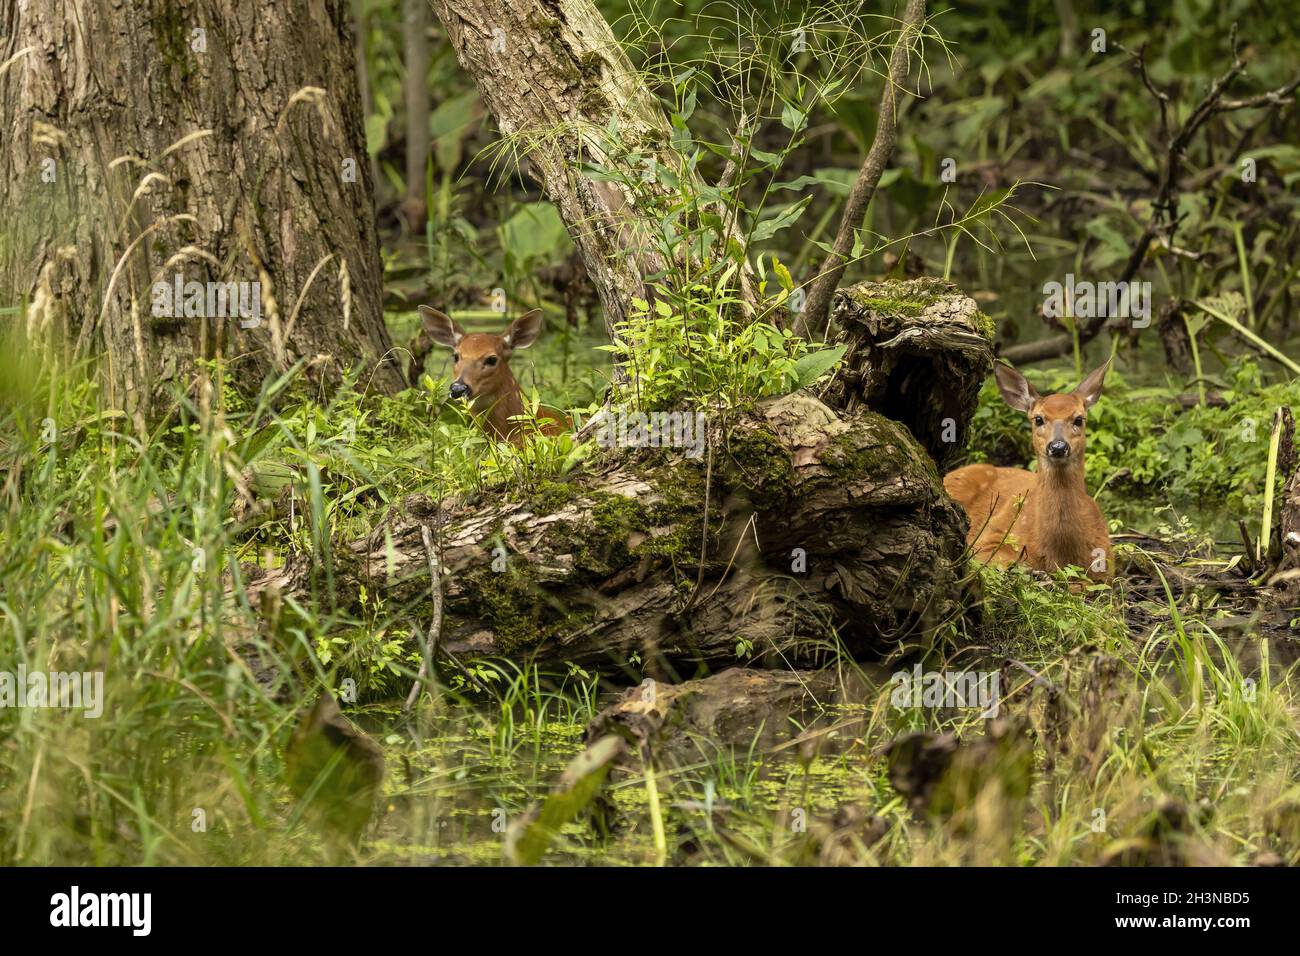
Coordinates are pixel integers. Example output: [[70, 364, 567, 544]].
[[0, 0, 405, 425], [428, 0, 747, 338]]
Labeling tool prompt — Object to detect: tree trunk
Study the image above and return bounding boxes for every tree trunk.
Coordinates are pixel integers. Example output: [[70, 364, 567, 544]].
[[239, 391, 971, 678], [427, 0, 722, 338], [0, 0, 405, 424], [402, 0, 431, 231]]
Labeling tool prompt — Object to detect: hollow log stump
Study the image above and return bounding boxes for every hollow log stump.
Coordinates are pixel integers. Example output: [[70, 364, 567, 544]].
[[823, 277, 995, 470]]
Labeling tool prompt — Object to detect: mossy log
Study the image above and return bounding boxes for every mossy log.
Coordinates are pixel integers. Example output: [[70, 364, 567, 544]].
[[823, 277, 995, 470], [240, 392, 969, 677]]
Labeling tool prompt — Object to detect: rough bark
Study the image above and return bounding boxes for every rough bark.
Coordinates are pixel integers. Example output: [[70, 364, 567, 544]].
[[1278, 409, 1300, 601], [239, 391, 970, 677], [0, 0, 405, 422], [822, 278, 995, 471], [426, 0, 738, 339]]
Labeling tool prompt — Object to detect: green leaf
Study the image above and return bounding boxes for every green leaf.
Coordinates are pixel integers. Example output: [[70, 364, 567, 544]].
[[773, 259, 794, 293], [791, 345, 847, 387], [500, 201, 572, 265], [773, 167, 858, 197], [506, 736, 623, 866], [750, 196, 812, 242], [430, 91, 480, 172], [780, 102, 808, 133], [364, 114, 388, 157]]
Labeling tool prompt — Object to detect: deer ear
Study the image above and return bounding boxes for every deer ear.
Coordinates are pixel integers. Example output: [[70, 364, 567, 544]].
[[1074, 358, 1111, 409], [995, 362, 1040, 413], [502, 309, 543, 352], [418, 306, 464, 349]]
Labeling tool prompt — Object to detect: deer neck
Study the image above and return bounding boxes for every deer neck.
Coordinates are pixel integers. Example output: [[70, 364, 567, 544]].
[[1027, 461, 1090, 566], [473, 375, 525, 441]]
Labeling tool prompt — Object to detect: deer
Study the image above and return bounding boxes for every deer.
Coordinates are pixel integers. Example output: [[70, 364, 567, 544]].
[[417, 306, 569, 444], [943, 360, 1113, 582]]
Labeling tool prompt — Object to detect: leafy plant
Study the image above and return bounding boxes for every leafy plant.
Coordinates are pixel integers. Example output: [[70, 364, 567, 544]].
[[602, 293, 845, 410]]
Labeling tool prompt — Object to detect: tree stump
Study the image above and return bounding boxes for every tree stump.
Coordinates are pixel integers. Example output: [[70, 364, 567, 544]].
[[823, 277, 995, 470]]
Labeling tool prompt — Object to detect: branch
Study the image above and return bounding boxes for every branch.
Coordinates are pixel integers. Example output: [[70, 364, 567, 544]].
[[1001, 27, 1299, 366], [403, 525, 443, 711], [1215, 76, 1300, 112], [794, 0, 926, 339]]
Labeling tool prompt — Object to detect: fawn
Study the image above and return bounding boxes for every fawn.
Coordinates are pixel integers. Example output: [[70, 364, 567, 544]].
[[418, 306, 568, 444], [944, 360, 1113, 581]]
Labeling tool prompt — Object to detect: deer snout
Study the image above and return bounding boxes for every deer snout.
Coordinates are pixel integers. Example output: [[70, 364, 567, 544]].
[[449, 381, 471, 400], [1046, 439, 1070, 459]]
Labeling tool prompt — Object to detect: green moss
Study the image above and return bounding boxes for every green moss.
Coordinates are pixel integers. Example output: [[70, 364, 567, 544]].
[[575, 481, 702, 572], [843, 278, 993, 343], [531, 479, 579, 514], [460, 561, 548, 655], [823, 413, 941, 486], [845, 277, 947, 312], [151, 4, 195, 80], [527, 12, 563, 31], [724, 422, 796, 509], [856, 297, 928, 316]]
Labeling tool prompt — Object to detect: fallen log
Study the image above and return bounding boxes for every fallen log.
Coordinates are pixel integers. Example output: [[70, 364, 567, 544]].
[[585, 667, 841, 768], [240, 390, 971, 677]]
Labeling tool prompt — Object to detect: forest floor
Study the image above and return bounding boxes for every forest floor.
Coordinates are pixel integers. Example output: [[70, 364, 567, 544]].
[[5, 302, 1296, 866]]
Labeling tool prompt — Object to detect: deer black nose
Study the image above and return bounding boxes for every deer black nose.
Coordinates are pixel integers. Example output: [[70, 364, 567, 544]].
[[449, 381, 471, 400], [1046, 440, 1070, 458]]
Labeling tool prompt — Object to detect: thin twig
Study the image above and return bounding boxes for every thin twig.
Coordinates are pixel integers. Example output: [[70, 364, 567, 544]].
[[404, 524, 444, 712], [1002, 25, 1297, 366], [796, 0, 926, 339]]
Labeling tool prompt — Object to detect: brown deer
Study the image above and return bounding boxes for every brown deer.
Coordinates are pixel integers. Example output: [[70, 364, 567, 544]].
[[944, 360, 1113, 581], [418, 306, 568, 444]]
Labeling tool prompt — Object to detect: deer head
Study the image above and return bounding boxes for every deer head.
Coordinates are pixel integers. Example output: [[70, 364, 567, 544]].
[[995, 359, 1110, 469], [417, 307, 544, 413]]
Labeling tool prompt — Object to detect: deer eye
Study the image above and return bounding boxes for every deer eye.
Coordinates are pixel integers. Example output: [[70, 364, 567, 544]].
[[452, 352, 459, 363], [483, 355, 498, 367], [1033, 415, 1045, 427], [1073, 416, 1085, 427]]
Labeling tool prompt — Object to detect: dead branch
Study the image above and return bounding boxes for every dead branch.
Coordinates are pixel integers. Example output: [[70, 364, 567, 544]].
[[1001, 27, 1300, 365]]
